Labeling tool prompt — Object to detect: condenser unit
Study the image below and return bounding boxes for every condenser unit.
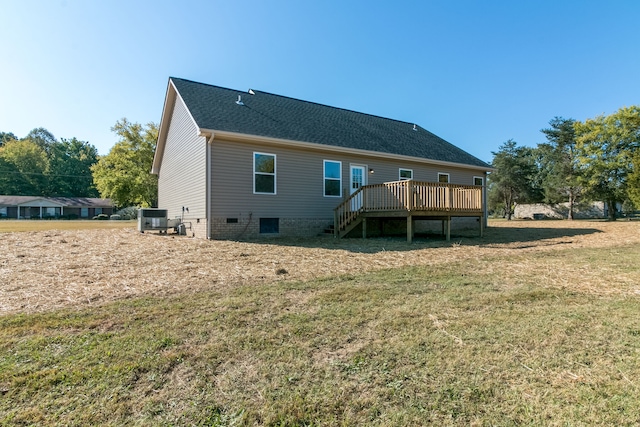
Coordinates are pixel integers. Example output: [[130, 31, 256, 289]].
[[137, 208, 169, 233]]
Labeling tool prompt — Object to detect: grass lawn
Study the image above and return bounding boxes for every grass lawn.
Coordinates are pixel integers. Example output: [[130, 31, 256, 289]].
[[1, 225, 640, 425], [0, 220, 136, 233]]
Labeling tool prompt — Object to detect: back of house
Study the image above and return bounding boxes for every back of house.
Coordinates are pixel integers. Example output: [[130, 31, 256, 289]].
[[153, 77, 491, 240]]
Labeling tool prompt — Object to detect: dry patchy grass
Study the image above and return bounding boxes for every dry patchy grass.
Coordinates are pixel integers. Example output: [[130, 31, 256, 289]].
[[1, 219, 640, 425], [0, 219, 638, 315], [0, 219, 136, 233]]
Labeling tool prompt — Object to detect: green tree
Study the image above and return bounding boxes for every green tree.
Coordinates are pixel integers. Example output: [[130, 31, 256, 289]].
[[488, 140, 542, 220], [24, 127, 57, 152], [91, 119, 158, 207], [0, 131, 17, 147], [47, 138, 99, 197], [575, 106, 640, 220], [0, 139, 49, 195], [627, 152, 640, 210], [537, 117, 583, 220]]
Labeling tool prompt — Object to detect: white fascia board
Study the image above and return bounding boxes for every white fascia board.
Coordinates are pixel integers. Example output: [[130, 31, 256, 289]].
[[203, 129, 494, 172]]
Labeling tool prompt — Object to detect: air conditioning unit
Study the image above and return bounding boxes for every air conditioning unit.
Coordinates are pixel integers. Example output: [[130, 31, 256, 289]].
[[138, 208, 169, 233]]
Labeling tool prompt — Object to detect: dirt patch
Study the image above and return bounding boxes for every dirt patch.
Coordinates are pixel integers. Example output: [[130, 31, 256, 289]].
[[1, 220, 638, 314]]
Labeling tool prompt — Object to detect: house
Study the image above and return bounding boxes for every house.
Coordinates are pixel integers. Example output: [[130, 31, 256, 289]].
[[153, 77, 492, 241], [0, 196, 113, 219]]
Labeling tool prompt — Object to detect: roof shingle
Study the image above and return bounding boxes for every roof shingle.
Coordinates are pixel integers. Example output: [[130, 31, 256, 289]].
[[171, 77, 490, 169]]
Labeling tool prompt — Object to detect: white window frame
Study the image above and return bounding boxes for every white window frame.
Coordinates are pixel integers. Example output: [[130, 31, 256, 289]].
[[323, 160, 342, 197], [438, 173, 450, 183], [473, 176, 484, 186], [399, 168, 413, 181], [253, 152, 277, 195]]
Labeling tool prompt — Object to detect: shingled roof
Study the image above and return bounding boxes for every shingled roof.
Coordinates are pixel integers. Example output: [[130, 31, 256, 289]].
[[169, 77, 490, 169], [0, 195, 112, 207]]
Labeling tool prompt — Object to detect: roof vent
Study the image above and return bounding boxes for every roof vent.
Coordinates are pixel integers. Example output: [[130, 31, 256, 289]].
[[412, 124, 418, 131], [236, 95, 244, 106], [248, 89, 255, 95]]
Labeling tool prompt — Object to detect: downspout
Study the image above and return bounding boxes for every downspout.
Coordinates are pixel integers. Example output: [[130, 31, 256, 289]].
[[202, 131, 214, 240]]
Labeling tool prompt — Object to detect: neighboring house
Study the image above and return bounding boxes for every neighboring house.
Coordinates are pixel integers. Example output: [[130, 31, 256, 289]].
[[0, 196, 113, 219], [153, 77, 493, 241]]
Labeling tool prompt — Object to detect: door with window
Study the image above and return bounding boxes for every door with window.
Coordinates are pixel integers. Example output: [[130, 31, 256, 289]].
[[350, 165, 366, 210]]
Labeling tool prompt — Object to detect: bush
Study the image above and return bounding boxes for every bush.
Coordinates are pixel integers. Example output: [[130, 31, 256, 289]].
[[114, 206, 139, 220]]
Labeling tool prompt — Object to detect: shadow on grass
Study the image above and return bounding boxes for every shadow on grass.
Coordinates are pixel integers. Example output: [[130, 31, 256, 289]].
[[227, 222, 603, 254]]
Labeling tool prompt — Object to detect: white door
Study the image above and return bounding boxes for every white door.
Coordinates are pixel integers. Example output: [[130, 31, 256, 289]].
[[350, 165, 366, 210]]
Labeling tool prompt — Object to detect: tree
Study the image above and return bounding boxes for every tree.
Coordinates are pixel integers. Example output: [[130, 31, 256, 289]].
[[575, 106, 640, 220], [0, 131, 17, 147], [91, 119, 158, 207], [0, 139, 49, 195], [537, 117, 583, 220], [488, 140, 542, 220], [627, 152, 640, 210], [24, 127, 57, 152], [46, 138, 99, 197]]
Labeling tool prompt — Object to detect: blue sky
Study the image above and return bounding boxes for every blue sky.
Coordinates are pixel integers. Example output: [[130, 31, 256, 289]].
[[1, 0, 639, 163]]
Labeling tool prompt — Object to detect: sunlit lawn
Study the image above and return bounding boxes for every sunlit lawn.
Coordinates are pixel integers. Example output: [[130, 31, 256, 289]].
[[2, 232, 640, 425], [0, 220, 136, 233]]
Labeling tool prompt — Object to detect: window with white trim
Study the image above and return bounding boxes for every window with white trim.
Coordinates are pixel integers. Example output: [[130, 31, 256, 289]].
[[324, 160, 342, 197], [399, 168, 413, 181], [254, 152, 276, 194], [473, 176, 484, 186], [438, 173, 450, 183]]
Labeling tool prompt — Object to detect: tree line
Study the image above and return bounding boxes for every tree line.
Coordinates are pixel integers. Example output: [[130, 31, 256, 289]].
[[0, 119, 158, 208], [488, 105, 640, 220]]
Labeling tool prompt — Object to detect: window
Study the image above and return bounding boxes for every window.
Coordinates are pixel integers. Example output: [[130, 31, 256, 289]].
[[95, 208, 103, 215], [473, 176, 484, 186], [324, 160, 342, 197], [81, 208, 89, 218], [254, 152, 276, 194], [0, 207, 6, 217], [259, 218, 279, 234], [438, 173, 450, 183], [399, 168, 413, 181], [226, 218, 238, 224]]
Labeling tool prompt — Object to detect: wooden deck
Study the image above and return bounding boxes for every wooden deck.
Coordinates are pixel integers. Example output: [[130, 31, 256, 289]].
[[334, 180, 484, 242]]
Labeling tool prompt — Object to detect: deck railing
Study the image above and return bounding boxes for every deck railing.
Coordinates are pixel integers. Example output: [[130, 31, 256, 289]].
[[334, 180, 483, 234]]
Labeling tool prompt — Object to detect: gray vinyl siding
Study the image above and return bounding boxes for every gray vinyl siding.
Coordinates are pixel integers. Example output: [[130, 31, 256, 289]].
[[157, 96, 207, 220], [210, 139, 484, 219]]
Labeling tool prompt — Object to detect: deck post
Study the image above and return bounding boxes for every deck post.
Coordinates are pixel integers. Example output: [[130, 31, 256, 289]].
[[446, 217, 451, 241], [362, 217, 367, 239], [334, 210, 338, 238], [479, 215, 484, 237], [407, 214, 413, 243]]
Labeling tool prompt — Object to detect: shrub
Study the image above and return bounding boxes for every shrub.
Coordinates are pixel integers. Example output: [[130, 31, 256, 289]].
[[114, 206, 139, 220]]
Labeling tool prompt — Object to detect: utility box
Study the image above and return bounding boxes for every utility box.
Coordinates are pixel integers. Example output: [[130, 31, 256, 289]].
[[138, 208, 169, 233]]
